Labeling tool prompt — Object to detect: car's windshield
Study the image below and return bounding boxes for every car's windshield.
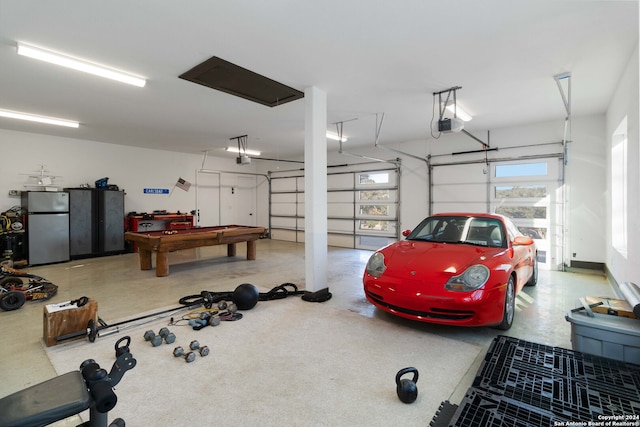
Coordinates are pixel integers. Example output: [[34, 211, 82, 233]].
[[407, 216, 506, 248]]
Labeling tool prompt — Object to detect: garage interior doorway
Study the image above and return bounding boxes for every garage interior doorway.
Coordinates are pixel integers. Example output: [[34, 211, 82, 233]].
[[195, 170, 262, 227]]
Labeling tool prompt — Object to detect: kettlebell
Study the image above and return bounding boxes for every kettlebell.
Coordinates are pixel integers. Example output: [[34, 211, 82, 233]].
[[115, 336, 131, 358], [395, 367, 419, 403]]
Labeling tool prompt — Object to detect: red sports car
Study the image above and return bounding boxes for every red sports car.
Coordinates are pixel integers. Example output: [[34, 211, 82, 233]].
[[363, 213, 537, 330]]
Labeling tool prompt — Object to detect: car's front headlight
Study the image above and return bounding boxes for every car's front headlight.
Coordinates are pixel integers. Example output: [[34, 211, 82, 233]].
[[366, 252, 387, 278], [445, 264, 490, 292]]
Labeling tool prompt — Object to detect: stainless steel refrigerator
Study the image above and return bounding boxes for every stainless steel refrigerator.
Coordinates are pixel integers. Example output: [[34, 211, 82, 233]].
[[21, 191, 70, 265]]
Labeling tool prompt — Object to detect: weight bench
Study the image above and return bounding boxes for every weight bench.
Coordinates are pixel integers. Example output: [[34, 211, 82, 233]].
[[0, 350, 136, 427]]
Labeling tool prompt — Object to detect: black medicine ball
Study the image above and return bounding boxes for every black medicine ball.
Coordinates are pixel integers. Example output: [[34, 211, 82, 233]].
[[232, 283, 259, 310]]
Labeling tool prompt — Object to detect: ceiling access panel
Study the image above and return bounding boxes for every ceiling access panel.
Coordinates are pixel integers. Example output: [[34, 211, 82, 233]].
[[179, 56, 304, 107]]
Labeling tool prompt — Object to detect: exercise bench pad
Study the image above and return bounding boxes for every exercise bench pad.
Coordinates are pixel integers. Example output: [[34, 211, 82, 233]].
[[0, 370, 90, 427]]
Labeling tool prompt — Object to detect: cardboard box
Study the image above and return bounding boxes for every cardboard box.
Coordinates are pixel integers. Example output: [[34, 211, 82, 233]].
[[43, 298, 98, 346], [584, 296, 636, 319]]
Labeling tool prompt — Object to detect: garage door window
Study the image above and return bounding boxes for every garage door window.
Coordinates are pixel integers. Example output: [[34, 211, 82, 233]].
[[360, 172, 389, 184], [495, 162, 547, 177], [491, 160, 556, 267], [494, 206, 547, 219], [495, 185, 546, 198]]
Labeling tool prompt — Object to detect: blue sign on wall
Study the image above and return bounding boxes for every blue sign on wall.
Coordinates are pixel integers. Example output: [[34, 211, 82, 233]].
[[144, 188, 169, 194]]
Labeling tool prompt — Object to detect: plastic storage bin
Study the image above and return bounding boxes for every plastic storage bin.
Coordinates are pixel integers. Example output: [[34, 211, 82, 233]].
[[565, 310, 640, 364]]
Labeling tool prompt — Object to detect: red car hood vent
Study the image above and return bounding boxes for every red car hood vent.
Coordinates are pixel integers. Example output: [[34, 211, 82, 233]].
[[384, 241, 499, 277]]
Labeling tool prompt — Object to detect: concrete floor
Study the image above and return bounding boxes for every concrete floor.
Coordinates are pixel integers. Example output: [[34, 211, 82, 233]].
[[0, 239, 616, 425]]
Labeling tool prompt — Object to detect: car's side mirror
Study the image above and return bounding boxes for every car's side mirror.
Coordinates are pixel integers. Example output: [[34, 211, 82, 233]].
[[513, 235, 534, 245], [402, 229, 412, 237]]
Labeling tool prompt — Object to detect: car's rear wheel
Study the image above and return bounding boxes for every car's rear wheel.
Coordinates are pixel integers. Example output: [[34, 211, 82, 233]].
[[495, 276, 515, 330], [525, 257, 538, 287]]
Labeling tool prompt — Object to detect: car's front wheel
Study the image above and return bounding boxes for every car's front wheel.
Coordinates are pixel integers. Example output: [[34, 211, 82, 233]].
[[495, 276, 515, 330]]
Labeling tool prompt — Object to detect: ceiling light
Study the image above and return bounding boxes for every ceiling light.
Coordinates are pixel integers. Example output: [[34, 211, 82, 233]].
[[0, 109, 79, 128], [17, 42, 146, 88], [445, 101, 473, 122], [225, 146, 261, 156], [326, 131, 348, 142]]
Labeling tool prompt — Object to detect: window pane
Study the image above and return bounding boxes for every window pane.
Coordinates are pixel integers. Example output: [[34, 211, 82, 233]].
[[359, 220, 390, 231], [495, 185, 546, 198], [359, 172, 389, 184], [495, 162, 547, 177], [359, 204, 389, 216], [359, 189, 390, 201], [519, 227, 547, 239], [495, 206, 546, 219]]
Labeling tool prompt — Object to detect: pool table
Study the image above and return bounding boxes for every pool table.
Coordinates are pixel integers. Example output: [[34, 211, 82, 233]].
[[124, 225, 267, 277]]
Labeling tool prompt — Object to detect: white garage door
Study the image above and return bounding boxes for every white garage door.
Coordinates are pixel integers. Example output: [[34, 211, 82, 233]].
[[270, 166, 400, 250], [431, 156, 564, 270]]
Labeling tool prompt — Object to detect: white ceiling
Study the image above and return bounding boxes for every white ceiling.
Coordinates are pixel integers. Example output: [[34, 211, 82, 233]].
[[0, 1, 637, 160]]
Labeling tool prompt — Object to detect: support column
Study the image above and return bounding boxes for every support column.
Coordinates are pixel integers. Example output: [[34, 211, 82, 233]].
[[304, 86, 327, 292]]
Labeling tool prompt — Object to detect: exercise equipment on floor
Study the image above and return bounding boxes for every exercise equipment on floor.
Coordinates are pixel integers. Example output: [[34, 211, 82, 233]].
[[56, 302, 203, 343], [395, 367, 419, 404], [172, 340, 210, 363], [0, 339, 136, 427], [178, 282, 332, 310], [143, 327, 176, 347], [172, 300, 242, 331], [57, 283, 331, 344]]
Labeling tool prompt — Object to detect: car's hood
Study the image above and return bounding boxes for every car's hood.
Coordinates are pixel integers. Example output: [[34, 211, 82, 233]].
[[380, 240, 505, 277]]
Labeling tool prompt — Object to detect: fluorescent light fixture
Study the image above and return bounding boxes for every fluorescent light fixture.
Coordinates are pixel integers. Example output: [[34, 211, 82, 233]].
[[0, 109, 79, 128], [17, 43, 146, 88], [326, 131, 348, 142], [225, 146, 261, 156], [445, 101, 473, 122]]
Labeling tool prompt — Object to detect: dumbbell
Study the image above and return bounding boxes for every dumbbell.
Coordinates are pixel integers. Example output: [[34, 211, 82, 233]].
[[188, 311, 212, 329], [172, 346, 196, 363], [209, 315, 221, 326], [188, 312, 222, 329], [217, 301, 238, 314], [189, 340, 210, 357], [143, 327, 176, 346]]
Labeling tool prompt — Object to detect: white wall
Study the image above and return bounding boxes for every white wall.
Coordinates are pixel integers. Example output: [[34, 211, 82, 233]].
[[605, 44, 639, 285], [0, 129, 269, 227]]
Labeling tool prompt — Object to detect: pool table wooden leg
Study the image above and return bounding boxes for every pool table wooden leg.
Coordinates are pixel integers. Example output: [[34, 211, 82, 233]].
[[227, 243, 236, 257], [247, 240, 256, 260], [155, 252, 170, 277], [139, 249, 153, 271]]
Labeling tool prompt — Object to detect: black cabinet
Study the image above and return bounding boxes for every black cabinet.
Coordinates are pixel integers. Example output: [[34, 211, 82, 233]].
[[67, 189, 125, 259]]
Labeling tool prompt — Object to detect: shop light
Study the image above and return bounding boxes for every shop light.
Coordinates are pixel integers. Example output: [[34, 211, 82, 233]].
[[225, 146, 261, 156], [17, 42, 146, 88], [0, 109, 79, 128]]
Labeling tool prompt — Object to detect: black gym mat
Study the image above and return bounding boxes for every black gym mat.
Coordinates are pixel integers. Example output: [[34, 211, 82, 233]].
[[430, 336, 640, 426]]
